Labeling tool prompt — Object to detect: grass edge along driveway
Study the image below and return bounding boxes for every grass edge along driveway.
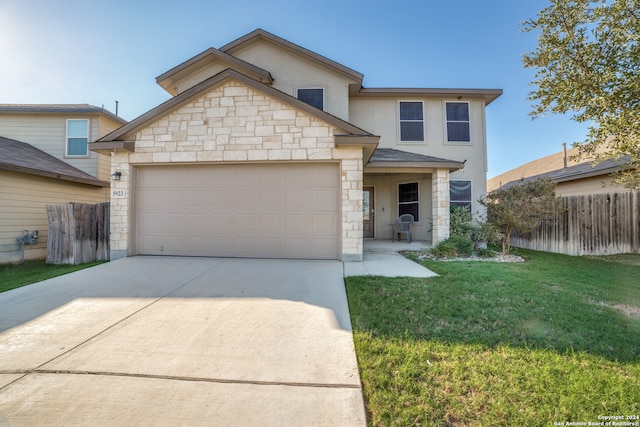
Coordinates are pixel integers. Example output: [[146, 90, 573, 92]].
[[345, 249, 640, 427], [0, 260, 103, 294]]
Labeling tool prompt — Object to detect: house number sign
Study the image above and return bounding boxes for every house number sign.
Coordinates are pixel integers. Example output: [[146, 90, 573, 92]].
[[111, 189, 126, 198]]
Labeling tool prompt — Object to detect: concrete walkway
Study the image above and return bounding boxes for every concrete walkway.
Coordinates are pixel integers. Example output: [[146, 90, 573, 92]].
[[0, 257, 365, 426], [344, 239, 438, 278]]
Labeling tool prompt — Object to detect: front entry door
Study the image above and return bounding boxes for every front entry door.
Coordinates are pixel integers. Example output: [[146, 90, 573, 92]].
[[363, 187, 374, 238]]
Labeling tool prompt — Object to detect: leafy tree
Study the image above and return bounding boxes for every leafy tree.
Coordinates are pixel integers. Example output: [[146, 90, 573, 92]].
[[522, 0, 640, 189], [479, 178, 558, 254]]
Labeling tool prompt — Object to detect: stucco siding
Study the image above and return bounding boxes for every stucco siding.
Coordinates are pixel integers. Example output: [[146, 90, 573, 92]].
[[364, 173, 433, 242], [0, 170, 109, 263], [175, 63, 233, 95], [353, 96, 488, 219], [350, 97, 486, 154], [231, 42, 353, 121]]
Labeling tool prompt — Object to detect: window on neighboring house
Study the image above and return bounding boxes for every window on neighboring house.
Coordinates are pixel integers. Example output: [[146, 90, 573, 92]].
[[66, 119, 89, 156], [450, 180, 472, 210], [296, 88, 324, 110], [399, 101, 424, 142], [446, 102, 470, 142], [398, 182, 419, 221]]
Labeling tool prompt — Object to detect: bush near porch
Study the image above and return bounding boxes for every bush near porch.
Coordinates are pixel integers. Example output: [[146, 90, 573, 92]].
[[345, 249, 640, 426]]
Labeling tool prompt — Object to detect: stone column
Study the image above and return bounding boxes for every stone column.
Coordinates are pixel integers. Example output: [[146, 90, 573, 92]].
[[339, 154, 363, 262], [431, 169, 450, 245], [109, 152, 130, 260]]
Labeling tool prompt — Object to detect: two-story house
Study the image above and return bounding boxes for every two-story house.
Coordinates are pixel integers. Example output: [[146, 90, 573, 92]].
[[92, 29, 501, 262], [0, 104, 126, 263]]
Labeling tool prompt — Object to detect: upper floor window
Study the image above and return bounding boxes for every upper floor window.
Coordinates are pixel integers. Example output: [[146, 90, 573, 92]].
[[398, 182, 419, 221], [446, 102, 470, 142], [66, 119, 89, 156], [450, 180, 472, 210], [297, 88, 324, 110], [399, 101, 424, 142]]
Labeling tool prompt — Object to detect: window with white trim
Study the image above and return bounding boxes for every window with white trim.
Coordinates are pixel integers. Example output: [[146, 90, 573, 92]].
[[398, 182, 419, 221], [450, 180, 472, 210], [296, 88, 324, 110], [399, 101, 424, 142], [66, 119, 89, 156], [445, 102, 470, 142]]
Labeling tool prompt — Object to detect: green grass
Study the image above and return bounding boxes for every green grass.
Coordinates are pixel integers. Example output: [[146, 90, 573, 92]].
[[0, 260, 104, 293], [346, 248, 640, 426]]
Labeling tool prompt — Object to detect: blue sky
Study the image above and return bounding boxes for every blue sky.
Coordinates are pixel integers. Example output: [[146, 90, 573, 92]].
[[0, 0, 591, 178]]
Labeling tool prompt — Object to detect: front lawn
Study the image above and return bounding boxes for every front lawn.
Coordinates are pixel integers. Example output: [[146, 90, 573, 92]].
[[345, 249, 640, 426], [0, 260, 104, 293]]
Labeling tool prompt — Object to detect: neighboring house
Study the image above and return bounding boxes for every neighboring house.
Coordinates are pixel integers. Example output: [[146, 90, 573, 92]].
[[488, 145, 633, 196], [0, 104, 126, 181], [0, 105, 125, 263], [92, 29, 501, 261]]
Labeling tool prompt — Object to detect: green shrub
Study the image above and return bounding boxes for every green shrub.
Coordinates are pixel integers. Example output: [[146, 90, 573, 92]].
[[470, 221, 504, 248], [431, 235, 474, 258], [447, 235, 474, 256], [431, 240, 458, 258], [450, 205, 473, 238], [475, 247, 496, 258]]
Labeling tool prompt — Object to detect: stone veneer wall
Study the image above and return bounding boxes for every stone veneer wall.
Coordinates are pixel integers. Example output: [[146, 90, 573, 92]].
[[431, 168, 450, 245], [109, 80, 363, 261]]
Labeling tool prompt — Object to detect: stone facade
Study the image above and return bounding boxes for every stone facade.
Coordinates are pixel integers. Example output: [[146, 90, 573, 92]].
[[110, 80, 363, 261], [431, 168, 450, 244]]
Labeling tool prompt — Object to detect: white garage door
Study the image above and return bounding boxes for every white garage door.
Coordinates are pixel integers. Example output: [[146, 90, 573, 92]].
[[134, 163, 340, 259]]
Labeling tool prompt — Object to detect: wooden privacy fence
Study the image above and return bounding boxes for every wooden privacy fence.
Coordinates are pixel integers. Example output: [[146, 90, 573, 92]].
[[511, 192, 640, 256], [46, 202, 110, 264]]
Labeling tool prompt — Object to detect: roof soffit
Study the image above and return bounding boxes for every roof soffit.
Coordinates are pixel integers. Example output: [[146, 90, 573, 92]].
[[355, 88, 503, 105]]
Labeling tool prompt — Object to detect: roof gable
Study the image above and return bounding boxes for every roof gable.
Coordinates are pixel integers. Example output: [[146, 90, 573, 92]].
[[220, 29, 363, 84], [94, 68, 374, 146], [0, 136, 109, 187], [156, 47, 273, 96]]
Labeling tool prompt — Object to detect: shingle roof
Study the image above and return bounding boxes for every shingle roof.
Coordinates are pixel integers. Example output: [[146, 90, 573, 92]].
[[0, 104, 127, 125], [368, 148, 464, 170], [495, 156, 630, 191], [0, 135, 109, 187]]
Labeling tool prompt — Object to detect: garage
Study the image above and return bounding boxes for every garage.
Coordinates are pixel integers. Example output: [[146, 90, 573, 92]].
[[134, 163, 340, 259]]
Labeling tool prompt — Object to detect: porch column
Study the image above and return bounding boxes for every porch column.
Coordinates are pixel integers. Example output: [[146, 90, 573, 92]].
[[432, 168, 450, 245]]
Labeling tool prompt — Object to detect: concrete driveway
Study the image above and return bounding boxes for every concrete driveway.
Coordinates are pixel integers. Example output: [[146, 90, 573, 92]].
[[0, 257, 365, 426]]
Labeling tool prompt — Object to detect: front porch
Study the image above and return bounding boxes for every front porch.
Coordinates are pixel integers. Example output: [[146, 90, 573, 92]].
[[363, 239, 431, 253], [363, 148, 462, 247]]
